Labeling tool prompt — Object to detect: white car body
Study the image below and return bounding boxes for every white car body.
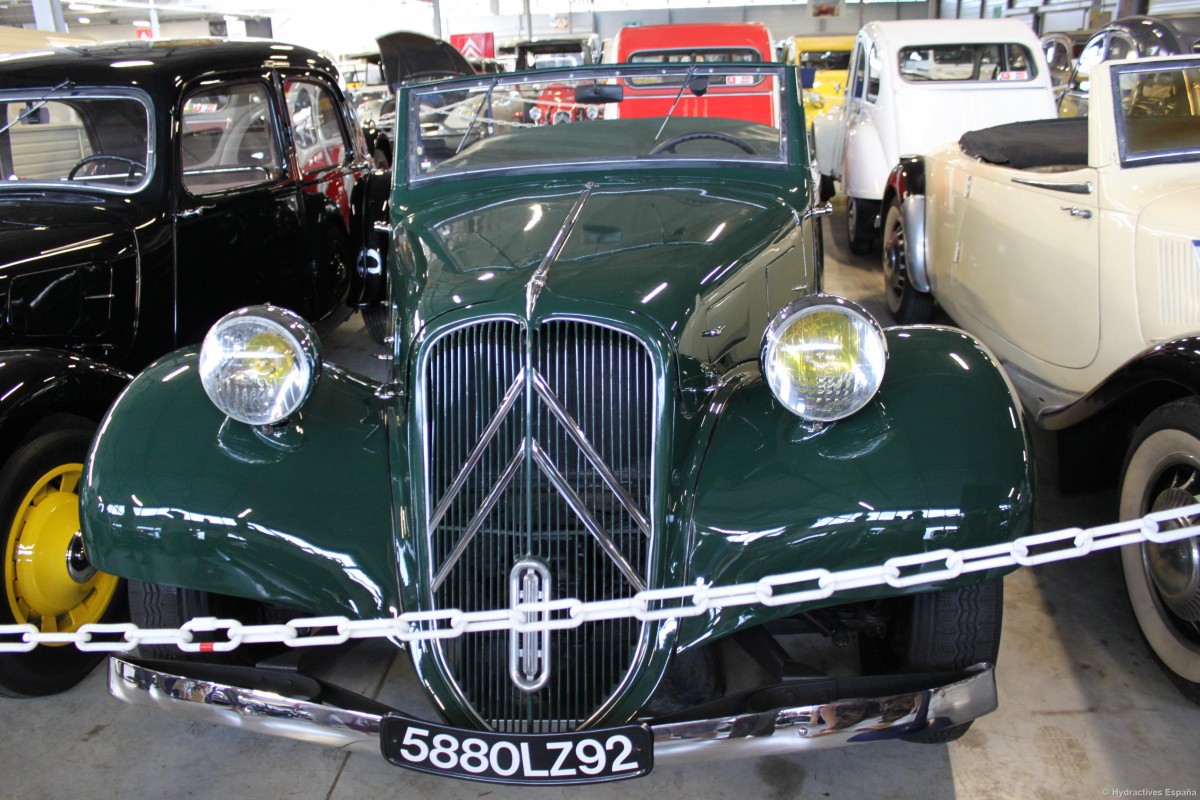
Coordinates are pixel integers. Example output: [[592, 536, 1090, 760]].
[[812, 19, 1057, 253], [883, 54, 1200, 700]]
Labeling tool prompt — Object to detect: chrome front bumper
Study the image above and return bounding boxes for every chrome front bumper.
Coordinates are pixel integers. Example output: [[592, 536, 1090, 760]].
[[108, 656, 996, 766]]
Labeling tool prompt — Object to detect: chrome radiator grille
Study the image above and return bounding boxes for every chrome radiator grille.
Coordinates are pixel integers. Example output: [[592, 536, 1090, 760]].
[[422, 319, 655, 732]]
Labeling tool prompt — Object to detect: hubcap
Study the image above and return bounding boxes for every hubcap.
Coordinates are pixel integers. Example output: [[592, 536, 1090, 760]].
[[4, 463, 119, 641], [1148, 486, 1200, 621]]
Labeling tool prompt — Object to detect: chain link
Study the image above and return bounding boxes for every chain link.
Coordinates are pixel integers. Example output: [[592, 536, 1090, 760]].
[[5, 504, 1200, 653]]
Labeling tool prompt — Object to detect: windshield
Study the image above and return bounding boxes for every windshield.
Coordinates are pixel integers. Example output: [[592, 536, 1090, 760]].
[[1114, 60, 1200, 166], [796, 49, 852, 71], [0, 89, 151, 192], [408, 64, 787, 182]]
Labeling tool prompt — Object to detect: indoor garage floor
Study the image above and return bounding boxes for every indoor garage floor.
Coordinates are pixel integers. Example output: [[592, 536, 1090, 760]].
[[2, 202, 1198, 800]]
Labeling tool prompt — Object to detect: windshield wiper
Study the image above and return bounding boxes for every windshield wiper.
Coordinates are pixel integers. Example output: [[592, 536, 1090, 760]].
[[0, 80, 74, 139], [456, 75, 500, 155], [655, 60, 698, 142]]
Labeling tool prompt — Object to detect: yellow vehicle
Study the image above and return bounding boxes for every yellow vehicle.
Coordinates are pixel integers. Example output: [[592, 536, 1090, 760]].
[[783, 34, 855, 122]]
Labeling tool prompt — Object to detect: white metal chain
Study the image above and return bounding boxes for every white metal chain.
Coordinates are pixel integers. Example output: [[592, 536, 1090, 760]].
[[4, 503, 1199, 654]]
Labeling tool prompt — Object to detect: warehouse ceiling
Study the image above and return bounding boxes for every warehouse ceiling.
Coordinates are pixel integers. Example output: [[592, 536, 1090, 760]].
[[0, 0, 274, 28]]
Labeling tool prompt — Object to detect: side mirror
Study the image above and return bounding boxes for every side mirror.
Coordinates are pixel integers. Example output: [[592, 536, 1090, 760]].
[[574, 83, 623, 104]]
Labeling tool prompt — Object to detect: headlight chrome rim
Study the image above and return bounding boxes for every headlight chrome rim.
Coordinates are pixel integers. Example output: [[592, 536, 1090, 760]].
[[761, 295, 888, 423], [199, 305, 321, 427]]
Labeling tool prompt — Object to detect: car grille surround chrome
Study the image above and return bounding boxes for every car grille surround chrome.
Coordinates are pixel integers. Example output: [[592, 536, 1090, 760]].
[[418, 317, 657, 733]]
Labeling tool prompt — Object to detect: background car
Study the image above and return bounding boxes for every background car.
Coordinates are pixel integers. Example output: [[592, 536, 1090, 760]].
[[610, 22, 777, 125], [1058, 13, 1200, 117], [81, 60, 1032, 785], [811, 19, 1057, 255], [0, 38, 381, 697], [782, 33, 855, 123], [1040, 29, 1091, 96], [880, 53, 1200, 703]]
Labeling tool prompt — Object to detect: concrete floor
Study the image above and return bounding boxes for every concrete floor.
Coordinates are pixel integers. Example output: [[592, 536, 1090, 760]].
[[3, 206, 1199, 800]]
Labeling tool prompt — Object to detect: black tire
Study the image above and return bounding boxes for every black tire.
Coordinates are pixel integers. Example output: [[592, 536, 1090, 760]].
[[861, 579, 1003, 743], [362, 302, 389, 345], [1118, 398, 1200, 704], [846, 197, 877, 256], [128, 580, 287, 664], [881, 199, 934, 324], [0, 426, 126, 697]]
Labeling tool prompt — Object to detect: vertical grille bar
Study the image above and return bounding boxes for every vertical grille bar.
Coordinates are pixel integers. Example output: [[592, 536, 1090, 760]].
[[422, 318, 656, 732]]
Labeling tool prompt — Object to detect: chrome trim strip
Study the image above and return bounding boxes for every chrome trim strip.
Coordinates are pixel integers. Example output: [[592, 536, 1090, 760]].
[[108, 658, 997, 765], [525, 183, 595, 318], [1011, 177, 1093, 195], [530, 440, 647, 592], [530, 371, 652, 537], [427, 369, 526, 532], [433, 445, 527, 592], [509, 558, 553, 692]]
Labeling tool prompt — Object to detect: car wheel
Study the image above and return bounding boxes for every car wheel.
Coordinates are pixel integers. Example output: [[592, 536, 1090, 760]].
[[860, 579, 1003, 743], [1118, 398, 1200, 704], [882, 200, 934, 324], [846, 197, 876, 256], [362, 302, 389, 346], [128, 581, 287, 664], [0, 426, 124, 697]]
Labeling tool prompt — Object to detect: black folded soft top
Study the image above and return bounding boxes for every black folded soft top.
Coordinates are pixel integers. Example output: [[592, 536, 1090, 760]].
[[959, 117, 1088, 170]]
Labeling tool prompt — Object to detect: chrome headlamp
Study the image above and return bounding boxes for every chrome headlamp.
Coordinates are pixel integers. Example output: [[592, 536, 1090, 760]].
[[761, 296, 888, 422], [199, 305, 321, 426]]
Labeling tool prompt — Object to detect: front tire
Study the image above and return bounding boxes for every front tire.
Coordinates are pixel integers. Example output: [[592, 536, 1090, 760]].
[[861, 579, 1003, 743], [0, 427, 124, 697], [882, 199, 934, 324], [1119, 398, 1200, 704], [846, 197, 877, 256]]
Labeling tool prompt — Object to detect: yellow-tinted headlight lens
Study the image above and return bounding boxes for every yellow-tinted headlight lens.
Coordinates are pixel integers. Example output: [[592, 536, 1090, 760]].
[[762, 297, 887, 422], [199, 305, 321, 426]]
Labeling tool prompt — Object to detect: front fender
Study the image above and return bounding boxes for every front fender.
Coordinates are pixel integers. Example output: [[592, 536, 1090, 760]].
[[0, 348, 131, 458], [678, 325, 1034, 649], [884, 157, 930, 293], [80, 349, 397, 618], [843, 120, 888, 202], [811, 111, 839, 177]]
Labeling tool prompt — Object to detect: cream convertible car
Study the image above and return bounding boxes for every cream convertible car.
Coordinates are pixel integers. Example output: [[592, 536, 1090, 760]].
[[881, 54, 1200, 701]]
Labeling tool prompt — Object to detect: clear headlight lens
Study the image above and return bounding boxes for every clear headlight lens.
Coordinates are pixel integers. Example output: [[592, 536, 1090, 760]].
[[199, 305, 321, 426], [528, 106, 543, 122], [761, 296, 887, 422]]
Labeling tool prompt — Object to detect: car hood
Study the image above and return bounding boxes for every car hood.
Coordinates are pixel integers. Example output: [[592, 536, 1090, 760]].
[[400, 178, 801, 352], [376, 31, 474, 88], [0, 199, 137, 273]]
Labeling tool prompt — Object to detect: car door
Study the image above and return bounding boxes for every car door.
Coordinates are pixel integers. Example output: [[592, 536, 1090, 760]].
[[281, 75, 362, 328], [950, 168, 1100, 370], [830, 40, 865, 181], [172, 76, 308, 345]]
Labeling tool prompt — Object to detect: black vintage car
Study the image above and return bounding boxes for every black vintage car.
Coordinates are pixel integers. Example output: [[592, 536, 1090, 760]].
[[0, 39, 385, 697]]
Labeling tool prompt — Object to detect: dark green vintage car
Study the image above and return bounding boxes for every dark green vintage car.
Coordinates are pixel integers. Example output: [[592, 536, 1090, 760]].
[[80, 63, 1033, 784]]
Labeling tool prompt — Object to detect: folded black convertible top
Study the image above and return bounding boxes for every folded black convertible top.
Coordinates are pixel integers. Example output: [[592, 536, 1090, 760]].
[[959, 117, 1088, 169]]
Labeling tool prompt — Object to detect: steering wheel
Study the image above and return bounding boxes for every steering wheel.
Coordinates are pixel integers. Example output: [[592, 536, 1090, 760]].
[[67, 154, 146, 181], [648, 131, 757, 156]]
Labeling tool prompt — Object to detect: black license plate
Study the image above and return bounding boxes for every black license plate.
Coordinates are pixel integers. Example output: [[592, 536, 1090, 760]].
[[380, 713, 653, 785]]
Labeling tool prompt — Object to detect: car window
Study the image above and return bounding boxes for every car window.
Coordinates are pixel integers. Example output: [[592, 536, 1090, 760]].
[[795, 48, 852, 71], [0, 92, 150, 192], [181, 81, 283, 195], [1107, 34, 1134, 61], [849, 44, 866, 99], [1114, 61, 1200, 166], [285, 80, 351, 178], [627, 50, 766, 87], [865, 44, 881, 101], [407, 64, 787, 182], [897, 43, 1038, 82]]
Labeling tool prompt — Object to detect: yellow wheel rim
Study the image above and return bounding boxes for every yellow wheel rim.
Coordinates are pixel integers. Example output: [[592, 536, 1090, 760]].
[[3, 462, 119, 645]]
